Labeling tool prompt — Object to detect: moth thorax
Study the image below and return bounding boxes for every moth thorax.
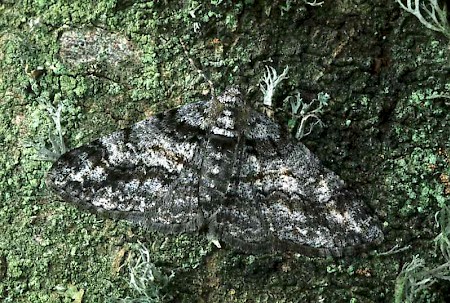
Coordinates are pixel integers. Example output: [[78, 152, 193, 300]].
[[217, 87, 244, 107], [209, 88, 244, 138]]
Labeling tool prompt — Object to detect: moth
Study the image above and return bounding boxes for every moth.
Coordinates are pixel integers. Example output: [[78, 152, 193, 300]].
[[46, 87, 383, 257]]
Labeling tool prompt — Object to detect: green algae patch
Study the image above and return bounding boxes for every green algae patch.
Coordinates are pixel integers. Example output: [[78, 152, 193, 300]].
[[1, 0, 450, 302]]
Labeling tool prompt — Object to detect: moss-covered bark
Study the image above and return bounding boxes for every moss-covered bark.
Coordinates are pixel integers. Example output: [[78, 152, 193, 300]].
[[1, 0, 449, 302]]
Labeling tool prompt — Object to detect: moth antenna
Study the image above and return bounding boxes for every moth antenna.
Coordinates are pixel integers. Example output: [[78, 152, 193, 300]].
[[179, 38, 216, 100]]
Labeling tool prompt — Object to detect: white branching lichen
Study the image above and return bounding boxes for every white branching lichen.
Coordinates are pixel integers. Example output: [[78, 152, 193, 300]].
[[259, 65, 289, 107], [25, 96, 67, 161], [285, 91, 330, 140], [394, 254, 450, 303], [118, 242, 172, 303], [394, 205, 450, 303], [303, 0, 324, 6], [396, 0, 450, 38], [41, 98, 67, 158]]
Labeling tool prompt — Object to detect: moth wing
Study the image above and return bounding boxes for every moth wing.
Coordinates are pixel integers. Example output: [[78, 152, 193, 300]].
[[217, 111, 384, 256], [46, 101, 210, 232]]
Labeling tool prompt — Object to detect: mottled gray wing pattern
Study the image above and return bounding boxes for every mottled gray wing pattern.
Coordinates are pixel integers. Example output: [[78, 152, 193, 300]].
[[216, 111, 384, 257], [47, 88, 383, 257], [46, 101, 210, 233]]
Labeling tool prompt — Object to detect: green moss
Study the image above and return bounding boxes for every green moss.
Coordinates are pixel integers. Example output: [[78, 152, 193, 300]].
[[383, 83, 449, 217], [1, 0, 450, 302]]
